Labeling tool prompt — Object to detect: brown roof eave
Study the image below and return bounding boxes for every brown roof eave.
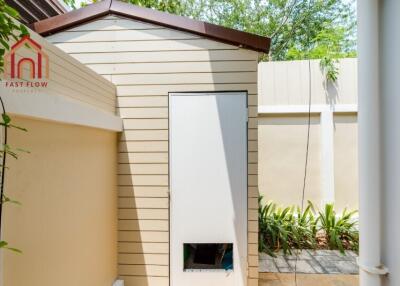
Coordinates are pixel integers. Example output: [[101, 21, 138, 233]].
[[33, 0, 111, 36], [33, 0, 270, 53]]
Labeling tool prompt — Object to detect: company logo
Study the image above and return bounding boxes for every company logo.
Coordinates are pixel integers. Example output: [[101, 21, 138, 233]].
[[4, 35, 49, 89]]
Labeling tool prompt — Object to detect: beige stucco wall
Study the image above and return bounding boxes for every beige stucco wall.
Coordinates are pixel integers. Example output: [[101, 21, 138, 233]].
[[334, 114, 359, 211], [2, 116, 118, 286], [258, 59, 358, 212], [258, 58, 357, 106], [258, 115, 321, 206]]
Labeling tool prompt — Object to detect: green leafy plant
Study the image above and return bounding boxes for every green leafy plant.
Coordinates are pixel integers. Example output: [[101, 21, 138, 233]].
[[316, 203, 359, 253], [258, 197, 317, 257], [0, 113, 28, 254], [259, 198, 291, 256], [290, 203, 317, 250], [0, 2, 29, 253], [320, 56, 339, 82], [0, 0, 29, 73], [259, 198, 359, 257]]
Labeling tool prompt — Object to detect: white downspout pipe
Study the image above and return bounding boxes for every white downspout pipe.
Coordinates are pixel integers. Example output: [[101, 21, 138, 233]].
[[358, 1, 386, 286], [380, 1, 400, 286]]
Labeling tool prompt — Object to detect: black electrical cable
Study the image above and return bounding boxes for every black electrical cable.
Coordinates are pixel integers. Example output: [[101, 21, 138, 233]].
[[293, 1, 313, 284], [0, 95, 7, 240], [293, 58, 312, 285]]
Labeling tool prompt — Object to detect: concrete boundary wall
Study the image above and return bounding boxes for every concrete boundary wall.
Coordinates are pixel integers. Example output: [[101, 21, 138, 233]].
[[258, 59, 358, 211]]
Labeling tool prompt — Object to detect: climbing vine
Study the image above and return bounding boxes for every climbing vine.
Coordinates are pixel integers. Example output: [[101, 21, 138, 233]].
[[0, 0, 29, 253]]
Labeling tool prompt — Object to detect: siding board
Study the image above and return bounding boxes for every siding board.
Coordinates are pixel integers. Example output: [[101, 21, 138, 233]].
[[118, 107, 168, 119], [119, 231, 169, 243], [118, 164, 168, 175], [118, 253, 169, 265], [87, 61, 257, 74], [54, 38, 239, 53], [118, 186, 169, 198], [118, 242, 169, 254], [68, 50, 258, 64], [116, 85, 257, 96], [118, 209, 169, 220], [118, 220, 169, 231], [48, 28, 199, 43], [120, 130, 169, 141], [111, 72, 257, 85], [118, 265, 169, 276]]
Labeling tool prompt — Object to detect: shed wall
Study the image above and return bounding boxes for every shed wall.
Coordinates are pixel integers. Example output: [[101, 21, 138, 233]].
[[47, 15, 260, 286]]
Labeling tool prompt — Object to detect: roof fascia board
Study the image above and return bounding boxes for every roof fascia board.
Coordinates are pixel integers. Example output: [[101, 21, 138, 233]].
[[109, 0, 270, 53], [33, 0, 270, 53], [33, 0, 111, 36]]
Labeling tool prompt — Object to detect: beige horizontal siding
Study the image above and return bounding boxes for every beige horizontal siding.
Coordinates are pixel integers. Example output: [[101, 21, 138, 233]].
[[118, 175, 169, 186], [118, 107, 168, 119], [118, 242, 169, 254], [118, 164, 168, 175], [121, 276, 168, 286], [87, 61, 257, 74], [119, 231, 169, 243], [117, 96, 168, 107], [122, 119, 168, 130], [47, 28, 199, 43], [49, 15, 259, 286], [68, 49, 257, 64], [118, 141, 168, 152], [56, 38, 237, 53], [9, 30, 117, 113], [112, 72, 257, 85], [119, 220, 168, 231], [118, 186, 169, 198], [118, 197, 169, 209], [118, 152, 168, 164], [116, 85, 257, 96], [119, 209, 168, 220], [118, 264, 169, 276], [118, 253, 169, 265], [67, 18, 160, 31], [120, 130, 168, 141]]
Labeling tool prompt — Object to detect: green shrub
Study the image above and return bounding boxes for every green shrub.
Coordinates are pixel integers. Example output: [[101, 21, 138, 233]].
[[258, 197, 317, 257], [259, 198, 359, 256], [316, 203, 359, 253]]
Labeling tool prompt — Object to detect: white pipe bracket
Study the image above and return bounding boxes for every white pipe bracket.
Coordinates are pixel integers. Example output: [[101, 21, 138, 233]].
[[357, 259, 389, 275]]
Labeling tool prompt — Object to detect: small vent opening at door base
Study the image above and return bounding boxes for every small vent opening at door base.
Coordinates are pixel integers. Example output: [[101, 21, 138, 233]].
[[183, 243, 233, 272]]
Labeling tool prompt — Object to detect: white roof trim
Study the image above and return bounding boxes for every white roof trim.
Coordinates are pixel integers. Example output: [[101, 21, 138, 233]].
[[258, 104, 358, 115]]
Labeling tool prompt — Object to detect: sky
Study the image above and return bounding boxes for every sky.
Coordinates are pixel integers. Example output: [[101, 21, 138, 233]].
[[63, 0, 91, 10]]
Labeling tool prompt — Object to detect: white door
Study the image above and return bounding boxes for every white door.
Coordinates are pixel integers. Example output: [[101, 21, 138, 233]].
[[170, 92, 248, 286]]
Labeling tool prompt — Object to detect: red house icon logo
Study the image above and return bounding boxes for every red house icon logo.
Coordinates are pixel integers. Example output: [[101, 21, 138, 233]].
[[4, 35, 49, 80]]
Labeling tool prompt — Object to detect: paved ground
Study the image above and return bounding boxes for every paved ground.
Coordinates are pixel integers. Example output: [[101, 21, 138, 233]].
[[259, 250, 359, 274], [259, 273, 359, 286]]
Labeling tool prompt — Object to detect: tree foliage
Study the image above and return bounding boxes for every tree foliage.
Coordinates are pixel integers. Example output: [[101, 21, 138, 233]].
[[65, 0, 356, 61]]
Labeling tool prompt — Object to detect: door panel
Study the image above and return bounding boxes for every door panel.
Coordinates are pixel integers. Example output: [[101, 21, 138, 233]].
[[170, 92, 248, 286]]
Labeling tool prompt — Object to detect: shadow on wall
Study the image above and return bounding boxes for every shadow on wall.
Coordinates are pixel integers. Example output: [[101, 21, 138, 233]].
[[215, 94, 248, 286], [323, 79, 339, 106], [117, 147, 169, 284]]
